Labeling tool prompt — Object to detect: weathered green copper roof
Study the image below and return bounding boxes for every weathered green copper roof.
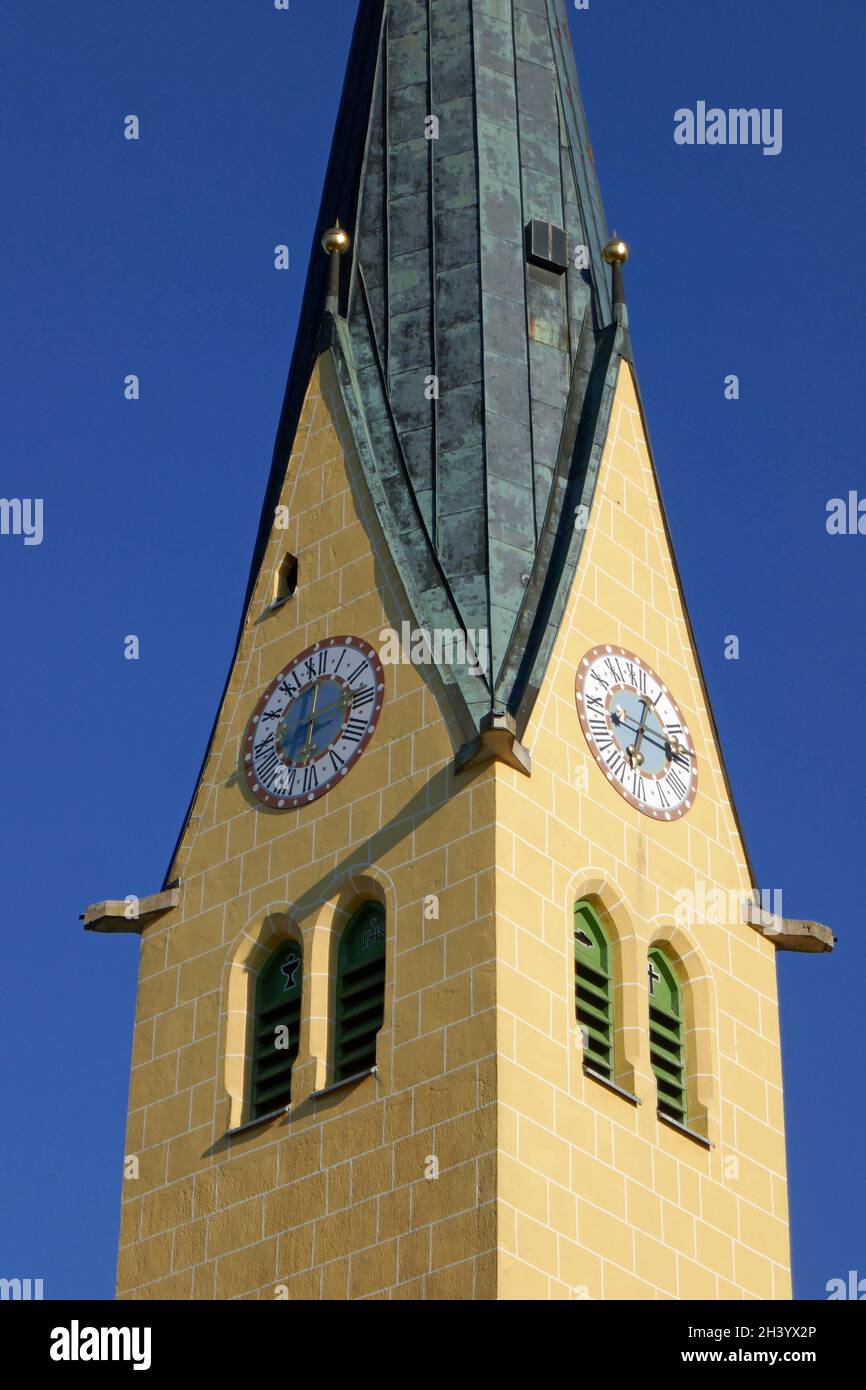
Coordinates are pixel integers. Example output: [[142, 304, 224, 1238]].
[[255, 0, 628, 735]]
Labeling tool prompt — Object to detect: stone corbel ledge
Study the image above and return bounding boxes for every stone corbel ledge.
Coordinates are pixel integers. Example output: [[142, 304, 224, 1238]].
[[80, 886, 181, 935], [455, 711, 531, 776], [742, 899, 835, 953]]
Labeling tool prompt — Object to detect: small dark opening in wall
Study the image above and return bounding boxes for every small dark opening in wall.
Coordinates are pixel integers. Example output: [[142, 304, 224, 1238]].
[[272, 553, 298, 605], [526, 218, 568, 274]]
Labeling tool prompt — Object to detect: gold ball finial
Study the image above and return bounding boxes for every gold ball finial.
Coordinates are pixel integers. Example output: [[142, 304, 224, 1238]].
[[321, 220, 351, 256], [602, 233, 629, 266]]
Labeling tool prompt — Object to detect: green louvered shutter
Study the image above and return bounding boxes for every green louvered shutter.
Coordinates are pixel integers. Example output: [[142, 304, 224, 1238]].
[[574, 901, 613, 1081], [648, 948, 686, 1124], [251, 940, 302, 1119], [334, 903, 386, 1083]]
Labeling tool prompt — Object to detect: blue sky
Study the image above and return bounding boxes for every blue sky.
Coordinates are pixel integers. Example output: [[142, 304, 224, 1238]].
[[0, 0, 862, 1300]]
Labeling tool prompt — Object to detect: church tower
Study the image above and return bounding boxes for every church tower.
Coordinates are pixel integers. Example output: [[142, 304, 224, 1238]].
[[87, 0, 832, 1300]]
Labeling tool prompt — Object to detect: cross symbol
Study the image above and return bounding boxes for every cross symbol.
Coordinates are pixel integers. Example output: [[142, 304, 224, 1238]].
[[281, 956, 300, 991], [647, 960, 661, 995]]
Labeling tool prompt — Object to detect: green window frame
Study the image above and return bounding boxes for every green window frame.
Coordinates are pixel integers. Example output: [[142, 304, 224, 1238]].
[[648, 947, 686, 1125], [334, 902, 386, 1083], [574, 901, 613, 1081], [250, 940, 302, 1120]]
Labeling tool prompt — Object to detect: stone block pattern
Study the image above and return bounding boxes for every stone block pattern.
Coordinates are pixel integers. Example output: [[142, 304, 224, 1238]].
[[117, 356, 497, 1300], [117, 355, 792, 1302], [493, 363, 791, 1300]]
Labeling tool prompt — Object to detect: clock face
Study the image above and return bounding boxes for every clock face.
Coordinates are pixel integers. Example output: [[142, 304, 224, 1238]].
[[575, 645, 697, 820], [244, 636, 384, 809]]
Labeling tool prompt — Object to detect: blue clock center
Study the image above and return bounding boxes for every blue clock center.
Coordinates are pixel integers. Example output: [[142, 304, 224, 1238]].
[[277, 678, 350, 765]]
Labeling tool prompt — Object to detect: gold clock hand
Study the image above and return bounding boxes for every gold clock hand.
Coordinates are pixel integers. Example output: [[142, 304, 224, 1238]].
[[304, 688, 353, 725], [626, 698, 652, 769], [617, 713, 691, 761], [299, 683, 360, 760], [296, 680, 322, 763], [288, 683, 359, 764]]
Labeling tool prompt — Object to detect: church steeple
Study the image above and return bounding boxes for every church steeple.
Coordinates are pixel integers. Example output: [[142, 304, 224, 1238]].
[[92, 0, 833, 1307], [256, 0, 625, 738]]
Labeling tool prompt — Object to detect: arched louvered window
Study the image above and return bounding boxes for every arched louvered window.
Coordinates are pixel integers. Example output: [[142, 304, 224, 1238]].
[[648, 947, 686, 1125], [250, 940, 302, 1120], [574, 901, 613, 1081], [334, 902, 386, 1083]]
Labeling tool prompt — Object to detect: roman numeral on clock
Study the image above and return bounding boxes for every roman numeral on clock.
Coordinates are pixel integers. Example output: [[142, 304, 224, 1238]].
[[342, 717, 368, 744], [606, 751, 627, 782], [301, 764, 319, 794], [667, 768, 688, 800], [276, 767, 297, 794], [255, 745, 279, 781], [350, 684, 375, 711]]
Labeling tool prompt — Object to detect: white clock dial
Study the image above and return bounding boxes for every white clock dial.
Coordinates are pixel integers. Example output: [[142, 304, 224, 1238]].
[[575, 645, 697, 820], [244, 636, 384, 809]]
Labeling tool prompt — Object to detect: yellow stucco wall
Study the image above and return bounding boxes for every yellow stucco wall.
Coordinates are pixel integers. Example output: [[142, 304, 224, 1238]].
[[118, 353, 498, 1300], [116, 351, 790, 1301], [493, 361, 790, 1300]]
